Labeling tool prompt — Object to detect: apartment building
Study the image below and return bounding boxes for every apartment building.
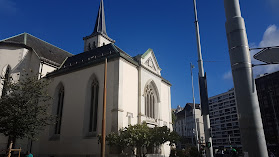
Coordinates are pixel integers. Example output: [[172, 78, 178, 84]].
[[208, 89, 242, 150], [255, 71, 279, 153], [173, 103, 205, 149]]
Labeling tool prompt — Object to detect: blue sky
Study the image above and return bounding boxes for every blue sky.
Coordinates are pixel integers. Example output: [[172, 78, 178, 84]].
[[1, 0, 279, 109]]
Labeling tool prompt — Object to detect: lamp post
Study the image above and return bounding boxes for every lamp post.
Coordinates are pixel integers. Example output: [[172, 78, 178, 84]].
[[190, 63, 199, 151], [192, 0, 213, 156], [101, 58, 107, 157]]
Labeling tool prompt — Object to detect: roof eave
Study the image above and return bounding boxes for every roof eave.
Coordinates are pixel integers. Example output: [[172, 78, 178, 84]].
[[46, 53, 120, 78], [83, 32, 115, 43], [0, 41, 32, 50]]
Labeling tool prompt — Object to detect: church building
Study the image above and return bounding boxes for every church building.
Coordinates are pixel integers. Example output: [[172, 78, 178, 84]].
[[0, 0, 173, 156], [0, 31, 72, 153]]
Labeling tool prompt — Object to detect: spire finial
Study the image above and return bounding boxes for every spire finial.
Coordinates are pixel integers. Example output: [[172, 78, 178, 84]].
[[93, 0, 107, 35]]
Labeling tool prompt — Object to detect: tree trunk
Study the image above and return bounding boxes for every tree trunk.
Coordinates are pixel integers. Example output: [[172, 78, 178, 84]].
[[6, 137, 11, 150], [6, 137, 16, 157]]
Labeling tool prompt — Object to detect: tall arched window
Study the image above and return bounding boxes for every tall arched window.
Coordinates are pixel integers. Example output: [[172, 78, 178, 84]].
[[89, 78, 99, 132], [93, 41, 96, 49], [88, 43, 91, 50], [55, 86, 64, 135], [144, 82, 158, 119], [1, 65, 11, 97]]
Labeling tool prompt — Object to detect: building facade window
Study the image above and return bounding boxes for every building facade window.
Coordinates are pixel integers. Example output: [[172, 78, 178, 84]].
[[144, 82, 158, 119], [55, 86, 64, 135], [1, 65, 11, 97], [89, 78, 99, 132]]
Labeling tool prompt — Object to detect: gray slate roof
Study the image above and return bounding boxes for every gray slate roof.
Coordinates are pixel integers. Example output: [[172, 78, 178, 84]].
[[47, 43, 137, 77], [176, 103, 201, 117], [2, 33, 73, 66], [47, 43, 171, 86]]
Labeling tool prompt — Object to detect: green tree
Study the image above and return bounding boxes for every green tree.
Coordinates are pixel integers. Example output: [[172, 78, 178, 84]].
[[0, 72, 55, 147], [105, 123, 180, 157], [172, 111, 177, 124]]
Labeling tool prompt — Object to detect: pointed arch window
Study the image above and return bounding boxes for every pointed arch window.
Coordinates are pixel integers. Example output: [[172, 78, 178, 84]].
[[93, 41, 96, 49], [145, 84, 157, 118], [88, 43, 91, 50], [55, 86, 64, 135], [1, 65, 11, 97], [89, 78, 99, 132]]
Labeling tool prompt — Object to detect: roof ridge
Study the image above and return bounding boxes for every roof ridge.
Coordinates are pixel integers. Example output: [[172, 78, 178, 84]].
[[112, 44, 134, 59], [1, 32, 73, 56], [141, 48, 153, 58], [208, 89, 234, 99], [25, 33, 73, 56], [0, 32, 25, 42]]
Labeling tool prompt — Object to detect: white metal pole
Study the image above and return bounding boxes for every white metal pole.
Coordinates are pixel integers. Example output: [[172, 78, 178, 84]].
[[224, 0, 268, 156], [191, 63, 200, 151], [192, 0, 213, 156]]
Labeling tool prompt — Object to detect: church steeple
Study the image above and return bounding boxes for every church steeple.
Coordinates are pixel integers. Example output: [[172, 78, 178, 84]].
[[93, 0, 107, 35], [83, 0, 114, 51]]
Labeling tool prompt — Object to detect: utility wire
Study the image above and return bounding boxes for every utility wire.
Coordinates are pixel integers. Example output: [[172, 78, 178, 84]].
[[203, 60, 229, 63]]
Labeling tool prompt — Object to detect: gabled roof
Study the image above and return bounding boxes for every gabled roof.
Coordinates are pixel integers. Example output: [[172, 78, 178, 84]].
[[47, 43, 138, 77], [1, 33, 73, 66], [46, 43, 171, 86], [175, 103, 201, 117], [187, 103, 201, 110]]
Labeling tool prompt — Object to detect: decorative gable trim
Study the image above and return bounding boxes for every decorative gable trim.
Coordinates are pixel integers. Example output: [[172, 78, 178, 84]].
[[144, 57, 157, 71], [141, 49, 162, 71]]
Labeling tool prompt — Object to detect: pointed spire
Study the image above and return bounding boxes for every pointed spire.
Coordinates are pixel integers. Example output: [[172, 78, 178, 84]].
[[83, 0, 114, 50], [93, 0, 107, 35]]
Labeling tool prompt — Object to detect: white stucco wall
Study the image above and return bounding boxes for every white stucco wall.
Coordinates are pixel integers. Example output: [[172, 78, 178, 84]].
[[40, 63, 56, 78], [84, 35, 112, 51], [0, 46, 28, 85], [119, 58, 138, 128], [32, 54, 172, 157], [0, 46, 41, 78], [33, 59, 119, 156], [195, 110, 205, 143], [160, 82, 172, 129], [0, 45, 41, 154], [98, 36, 111, 47]]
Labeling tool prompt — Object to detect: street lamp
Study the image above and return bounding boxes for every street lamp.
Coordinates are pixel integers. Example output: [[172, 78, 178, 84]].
[[253, 46, 279, 65], [192, 0, 213, 156]]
